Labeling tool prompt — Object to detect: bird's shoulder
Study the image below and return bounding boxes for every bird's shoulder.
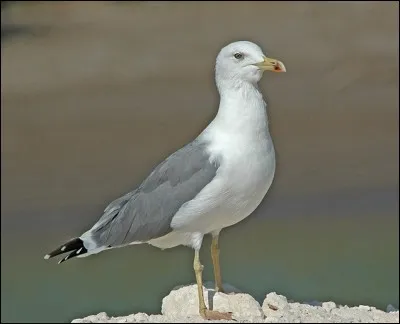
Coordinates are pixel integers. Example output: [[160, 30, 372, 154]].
[[139, 139, 219, 193]]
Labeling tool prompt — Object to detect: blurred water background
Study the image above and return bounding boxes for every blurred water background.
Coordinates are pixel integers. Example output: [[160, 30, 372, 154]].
[[1, 1, 399, 323]]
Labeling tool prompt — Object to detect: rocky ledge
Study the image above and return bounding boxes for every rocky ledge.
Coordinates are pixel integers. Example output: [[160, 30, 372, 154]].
[[72, 282, 399, 323]]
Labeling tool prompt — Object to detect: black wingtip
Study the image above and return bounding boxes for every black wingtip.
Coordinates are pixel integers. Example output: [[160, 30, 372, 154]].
[[57, 246, 87, 264], [44, 237, 87, 262]]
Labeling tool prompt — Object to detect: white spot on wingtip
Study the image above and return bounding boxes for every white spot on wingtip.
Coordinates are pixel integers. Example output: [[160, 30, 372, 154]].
[[76, 248, 82, 254], [61, 246, 66, 251], [44, 254, 50, 260], [58, 255, 68, 264]]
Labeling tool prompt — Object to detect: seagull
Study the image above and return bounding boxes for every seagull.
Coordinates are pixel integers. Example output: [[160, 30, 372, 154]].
[[44, 40, 286, 320]]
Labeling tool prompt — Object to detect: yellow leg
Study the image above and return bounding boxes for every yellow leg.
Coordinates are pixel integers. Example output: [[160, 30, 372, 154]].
[[193, 250, 233, 320], [194, 250, 207, 317], [211, 233, 224, 293]]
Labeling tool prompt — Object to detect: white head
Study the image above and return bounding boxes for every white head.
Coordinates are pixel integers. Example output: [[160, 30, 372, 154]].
[[215, 41, 286, 89]]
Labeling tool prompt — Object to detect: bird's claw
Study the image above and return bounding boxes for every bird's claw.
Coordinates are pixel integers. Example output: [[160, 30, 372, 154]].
[[215, 287, 225, 294], [201, 309, 234, 321]]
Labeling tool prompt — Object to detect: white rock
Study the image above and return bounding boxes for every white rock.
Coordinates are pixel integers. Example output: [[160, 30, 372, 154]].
[[264, 315, 290, 323], [161, 282, 264, 322], [322, 301, 337, 311], [332, 307, 374, 322], [263, 292, 289, 310], [262, 292, 290, 319], [132, 313, 149, 322], [72, 312, 110, 323], [70, 285, 400, 323]]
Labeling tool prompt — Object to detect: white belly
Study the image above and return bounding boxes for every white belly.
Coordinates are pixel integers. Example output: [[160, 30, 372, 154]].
[[148, 140, 275, 251], [170, 134, 276, 235]]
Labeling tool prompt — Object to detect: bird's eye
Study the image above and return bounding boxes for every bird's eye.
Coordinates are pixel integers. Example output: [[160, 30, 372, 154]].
[[234, 52, 243, 60]]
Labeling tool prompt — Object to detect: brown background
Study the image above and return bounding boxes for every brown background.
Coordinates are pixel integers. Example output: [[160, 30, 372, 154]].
[[1, 2, 398, 323]]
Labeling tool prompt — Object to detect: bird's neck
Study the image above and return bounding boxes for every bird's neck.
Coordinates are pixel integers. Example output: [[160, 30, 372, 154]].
[[212, 80, 270, 138]]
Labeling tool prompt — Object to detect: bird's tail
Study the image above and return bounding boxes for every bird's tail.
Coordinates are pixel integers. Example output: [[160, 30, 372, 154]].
[[44, 237, 88, 264]]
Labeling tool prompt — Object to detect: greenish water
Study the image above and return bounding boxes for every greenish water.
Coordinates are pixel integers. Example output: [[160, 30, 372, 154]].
[[1, 188, 399, 323]]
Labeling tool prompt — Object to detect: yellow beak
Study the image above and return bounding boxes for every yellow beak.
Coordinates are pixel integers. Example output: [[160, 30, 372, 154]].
[[254, 56, 286, 73]]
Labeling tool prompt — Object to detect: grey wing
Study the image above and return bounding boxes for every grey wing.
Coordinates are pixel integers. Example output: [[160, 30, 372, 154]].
[[85, 139, 219, 248]]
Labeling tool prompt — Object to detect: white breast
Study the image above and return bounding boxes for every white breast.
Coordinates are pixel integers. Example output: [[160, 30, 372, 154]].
[[170, 129, 276, 234]]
